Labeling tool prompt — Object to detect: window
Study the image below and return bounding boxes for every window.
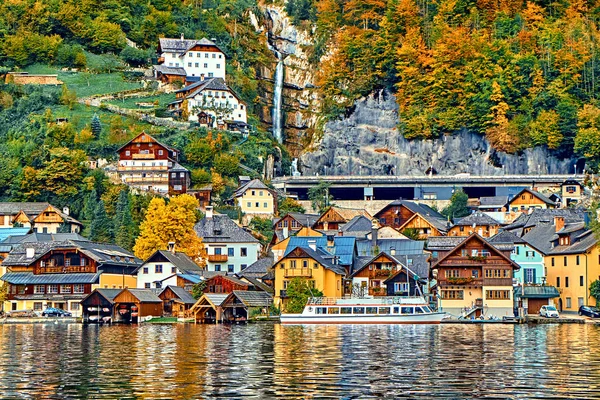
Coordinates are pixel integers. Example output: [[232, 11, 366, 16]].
[[241, 248, 247, 257], [71, 303, 79, 311], [219, 54, 222, 59], [34, 285, 45, 294], [565, 277, 569, 287], [401, 307, 414, 314], [313, 263, 318, 269], [524, 269, 536, 284], [125, 150, 130, 156], [379, 307, 391, 314], [155, 282, 162, 289], [576, 255, 580, 265], [461, 249, 468, 257], [341, 307, 352, 314], [393, 283, 409, 293], [143, 267, 148, 274], [195, 63, 199, 67], [581, 276, 584, 286], [353, 307, 365, 314], [48, 285, 58, 294], [526, 251, 535, 258], [228, 264, 234, 272], [241, 264, 247, 270], [472, 270, 479, 278], [551, 258, 555, 267], [208, 72, 213, 77], [215, 265, 221, 271], [442, 290, 464, 299], [60, 285, 71, 294], [564, 257, 567, 267], [315, 307, 327, 314], [579, 297, 584, 307], [445, 270, 460, 278], [172, 266, 177, 274], [188, 62, 192, 67], [205, 53, 209, 58], [566, 297, 572, 309], [556, 277, 561, 287], [264, 202, 268, 208], [217, 64, 220, 68], [366, 307, 378, 314], [327, 307, 340, 314], [247, 202, 251, 208], [212, 54, 216, 58], [155, 264, 163, 273], [180, 172, 185, 178], [158, 150, 163, 156], [33, 302, 43, 311], [204, 63, 208, 68], [290, 260, 297, 268], [172, 173, 176, 178], [303, 260, 308, 268], [74, 284, 85, 293], [486, 290, 510, 299], [145, 283, 151, 289], [215, 248, 222, 255], [255, 202, 259, 207], [423, 193, 437, 200]]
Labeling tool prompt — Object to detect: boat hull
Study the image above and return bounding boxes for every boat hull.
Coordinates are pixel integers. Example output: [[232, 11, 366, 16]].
[[280, 312, 447, 325]]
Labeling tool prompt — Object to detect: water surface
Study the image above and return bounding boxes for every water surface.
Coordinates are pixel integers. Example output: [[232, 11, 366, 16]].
[[0, 323, 599, 399]]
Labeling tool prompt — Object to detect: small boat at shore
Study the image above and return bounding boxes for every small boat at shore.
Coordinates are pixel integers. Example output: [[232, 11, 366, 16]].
[[280, 296, 447, 325]]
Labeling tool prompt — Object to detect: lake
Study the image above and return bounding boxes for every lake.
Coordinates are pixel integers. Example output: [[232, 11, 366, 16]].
[[0, 323, 599, 399]]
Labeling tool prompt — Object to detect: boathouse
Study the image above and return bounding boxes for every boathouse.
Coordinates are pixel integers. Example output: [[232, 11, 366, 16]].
[[112, 288, 163, 323], [190, 293, 228, 323], [80, 289, 121, 323], [158, 285, 196, 316]]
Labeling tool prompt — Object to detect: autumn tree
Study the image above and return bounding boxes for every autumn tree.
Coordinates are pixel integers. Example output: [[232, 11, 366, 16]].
[[133, 195, 206, 264], [575, 104, 600, 168]]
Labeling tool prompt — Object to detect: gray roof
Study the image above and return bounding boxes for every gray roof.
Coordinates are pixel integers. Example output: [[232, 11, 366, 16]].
[[341, 215, 373, 233], [126, 289, 163, 303], [159, 37, 224, 55], [549, 230, 597, 255], [171, 162, 189, 173], [426, 236, 466, 251], [521, 224, 559, 255], [81, 289, 122, 304], [488, 230, 527, 245], [202, 293, 228, 306], [176, 78, 239, 101], [153, 65, 187, 76], [478, 196, 509, 208], [234, 179, 273, 198], [454, 213, 500, 226], [228, 290, 273, 307], [504, 209, 585, 232], [240, 276, 274, 294], [514, 286, 560, 299], [0, 202, 82, 226], [239, 256, 273, 278], [144, 250, 201, 273], [194, 214, 259, 244], [1, 272, 100, 285], [160, 286, 196, 304], [273, 212, 319, 228], [509, 188, 557, 206]]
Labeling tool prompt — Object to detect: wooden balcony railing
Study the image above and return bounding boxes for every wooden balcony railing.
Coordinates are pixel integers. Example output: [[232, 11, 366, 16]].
[[207, 254, 228, 262], [438, 278, 484, 286], [118, 166, 168, 172], [483, 278, 513, 286], [443, 256, 507, 265], [284, 268, 312, 278], [132, 153, 156, 159], [36, 265, 96, 274], [368, 287, 388, 296], [121, 177, 168, 184]]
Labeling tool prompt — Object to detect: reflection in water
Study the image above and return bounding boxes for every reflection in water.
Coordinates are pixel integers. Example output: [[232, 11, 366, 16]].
[[0, 323, 599, 398]]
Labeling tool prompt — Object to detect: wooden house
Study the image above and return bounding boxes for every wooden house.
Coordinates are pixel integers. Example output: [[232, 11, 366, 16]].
[[508, 188, 557, 212], [189, 184, 212, 210], [313, 206, 372, 231], [374, 200, 424, 229], [431, 233, 520, 318], [112, 288, 163, 323], [271, 212, 320, 245], [203, 275, 250, 294], [190, 293, 228, 323], [447, 213, 501, 238], [220, 290, 273, 323], [397, 211, 450, 239], [270, 226, 324, 261], [0, 202, 82, 234], [80, 289, 121, 323], [117, 132, 190, 195], [158, 285, 197, 316]]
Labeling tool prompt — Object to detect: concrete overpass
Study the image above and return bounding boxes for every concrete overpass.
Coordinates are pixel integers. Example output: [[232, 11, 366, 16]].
[[272, 174, 584, 201]]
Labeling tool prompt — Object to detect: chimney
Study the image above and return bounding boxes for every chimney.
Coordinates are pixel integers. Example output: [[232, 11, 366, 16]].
[[338, 227, 343, 237], [26, 248, 35, 259], [554, 216, 565, 232], [211, 37, 217, 42], [181, 33, 184, 41], [62, 206, 70, 216], [282, 226, 289, 239], [200, 73, 205, 81], [167, 242, 176, 254], [371, 219, 378, 248], [308, 240, 317, 251], [205, 206, 213, 219], [390, 247, 396, 256]]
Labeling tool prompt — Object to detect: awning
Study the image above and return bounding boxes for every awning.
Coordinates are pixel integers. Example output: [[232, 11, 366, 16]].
[[1, 272, 100, 285], [515, 285, 560, 299]]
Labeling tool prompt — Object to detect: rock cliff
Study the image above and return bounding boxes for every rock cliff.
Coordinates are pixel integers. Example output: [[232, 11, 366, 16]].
[[300, 91, 578, 176]]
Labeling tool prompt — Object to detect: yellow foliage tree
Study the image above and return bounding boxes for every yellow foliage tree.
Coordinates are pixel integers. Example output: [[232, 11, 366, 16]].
[[133, 195, 206, 265]]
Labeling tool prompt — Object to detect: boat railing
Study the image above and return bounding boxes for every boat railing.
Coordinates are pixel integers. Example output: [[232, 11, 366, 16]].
[[306, 296, 427, 306]]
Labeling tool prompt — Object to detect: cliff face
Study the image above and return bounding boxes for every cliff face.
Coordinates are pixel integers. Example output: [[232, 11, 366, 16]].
[[254, 6, 319, 155], [300, 91, 578, 176]]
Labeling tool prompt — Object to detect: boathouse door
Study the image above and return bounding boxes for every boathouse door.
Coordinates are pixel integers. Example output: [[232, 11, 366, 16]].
[[558, 298, 563, 312]]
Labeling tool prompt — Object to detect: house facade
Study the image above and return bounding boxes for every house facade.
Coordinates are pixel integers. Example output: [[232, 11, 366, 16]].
[[508, 188, 557, 212], [274, 246, 345, 307], [157, 37, 226, 81], [234, 179, 277, 217], [561, 179, 583, 207], [313, 207, 372, 231], [1, 241, 141, 316], [447, 213, 500, 238], [0, 202, 82, 234], [194, 207, 259, 273], [136, 250, 202, 289], [431, 234, 519, 318], [117, 132, 190, 195]]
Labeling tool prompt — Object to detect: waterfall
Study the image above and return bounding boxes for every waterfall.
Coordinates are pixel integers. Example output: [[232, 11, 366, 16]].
[[272, 50, 284, 143]]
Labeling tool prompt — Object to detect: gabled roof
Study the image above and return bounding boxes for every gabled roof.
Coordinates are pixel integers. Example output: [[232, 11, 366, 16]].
[[233, 179, 275, 198], [81, 289, 122, 304], [159, 285, 197, 304], [159, 37, 225, 55], [176, 78, 244, 104], [240, 276, 274, 294], [225, 290, 273, 307], [430, 233, 520, 270], [142, 250, 201, 273], [426, 236, 468, 252], [116, 132, 174, 154], [315, 207, 372, 225], [284, 236, 355, 266], [239, 256, 273, 279], [273, 213, 319, 228], [521, 224, 559, 255], [340, 215, 373, 234], [503, 208, 585, 232], [119, 289, 162, 303], [478, 196, 509, 208], [509, 188, 557, 206], [374, 200, 443, 219], [206, 274, 249, 287], [350, 251, 406, 278], [194, 214, 259, 244], [454, 213, 500, 226], [0, 202, 82, 226], [1, 271, 100, 285], [282, 246, 346, 276], [356, 238, 424, 257], [153, 65, 187, 76], [488, 230, 527, 245], [549, 230, 597, 255]]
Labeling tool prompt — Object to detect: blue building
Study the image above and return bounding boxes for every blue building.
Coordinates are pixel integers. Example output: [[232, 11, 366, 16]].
[[489, 230, 546, 284]]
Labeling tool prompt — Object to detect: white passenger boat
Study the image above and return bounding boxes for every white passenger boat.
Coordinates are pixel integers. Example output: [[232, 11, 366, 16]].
[[280, 296, 447, 324]]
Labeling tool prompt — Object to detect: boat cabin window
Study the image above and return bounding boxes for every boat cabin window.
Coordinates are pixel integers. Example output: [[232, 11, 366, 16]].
[[353, 307, 365, 314], [366, 307, 378, 314], [328, 307, 340, 314], [341, 307, 352, 314], [422, 306, 432, 313], [401, 307, 414, 314], [393, 307, 400, 314], [378, 307, 390, 314], [415, 307, 425, 314], [316, 307, 327, 314]]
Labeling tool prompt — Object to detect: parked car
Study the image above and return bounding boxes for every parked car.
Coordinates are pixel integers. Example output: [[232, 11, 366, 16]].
[[540, 305, 560, 318], [578, 306, 600, 318], [42, 307, 72, 317]]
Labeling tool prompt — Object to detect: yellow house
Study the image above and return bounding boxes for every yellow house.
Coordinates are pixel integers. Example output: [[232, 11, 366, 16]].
[[270, 227, 324, 261], [508, 188, 557, 212], [234, 179, 277, 217], [545, 230, 599, 312], [561, 179, 584, 208], [274, 246, 346, 307], [447, 212, 500, 238]]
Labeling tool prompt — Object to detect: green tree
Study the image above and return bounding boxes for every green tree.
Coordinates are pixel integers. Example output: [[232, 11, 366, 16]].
[[401, 228, 421, 240], [308, 181, 332, 213], [442, 189, 470, 220], [114, 189, 136, 250], [191, 281, 207, 300], [120, 46, 150, 67], [285, 277, 324, 313], [91, 114, 102, 138], [60, 85, 77, 110], [278, 197, 305, 215], [590, 280, 600, 307], [249, 216, 274, 247], [89, 200, 113, 243], [213, 153, 241, 177]]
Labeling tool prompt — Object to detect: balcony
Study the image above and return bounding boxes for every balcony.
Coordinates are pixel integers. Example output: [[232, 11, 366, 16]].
[[118, 166, 168, 172], [438, 277, 483, 287], [121, 176, 169, 184], [208, 254, 228, 262], [368, 287, 387, 296], [284, 268, 312, 278], [132, 153, 156, 160], [445, 256, 507, 266], [483, 278, 513, 286], [36, 265, 96, 274]]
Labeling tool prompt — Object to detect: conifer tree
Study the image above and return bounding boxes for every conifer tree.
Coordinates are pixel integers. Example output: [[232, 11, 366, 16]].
[[89, 200, 113, 243], [113, 189, 135, 250], [91, 114, 102, 138]]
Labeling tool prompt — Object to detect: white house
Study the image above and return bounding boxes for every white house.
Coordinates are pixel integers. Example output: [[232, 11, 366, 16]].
[[157, 36, 226, 80], [169, 78, 248, 130], [136, 249, 203, 289], [194, 207, 260, 273]]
